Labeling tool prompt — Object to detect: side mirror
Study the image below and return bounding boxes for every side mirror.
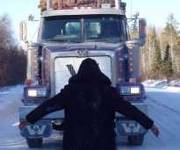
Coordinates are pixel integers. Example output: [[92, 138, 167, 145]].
[[139, 18, 147, 46], [127, 16, 147, 46], [19, 21, 27, 41]]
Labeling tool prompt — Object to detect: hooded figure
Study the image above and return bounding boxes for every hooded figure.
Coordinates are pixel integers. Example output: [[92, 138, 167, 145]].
[[20, 58, 159, 150]]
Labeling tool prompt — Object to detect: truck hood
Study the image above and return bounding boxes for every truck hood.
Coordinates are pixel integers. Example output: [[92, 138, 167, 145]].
[[42, 42, 124, 52]]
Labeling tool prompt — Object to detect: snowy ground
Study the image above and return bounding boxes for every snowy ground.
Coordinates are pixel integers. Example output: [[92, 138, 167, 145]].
[[0, 83, 180, 150]]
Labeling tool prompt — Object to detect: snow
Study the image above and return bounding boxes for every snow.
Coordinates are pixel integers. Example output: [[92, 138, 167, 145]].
[[168, 80, 180, 87], [142, 79, 180, 92], [0, 85, 23, 95], [0, 85, 23, 111], [142, 79, 180, 116], [0, 83, 180, 149], [142, 80, 168, 88], [144, 88, 180, 150]]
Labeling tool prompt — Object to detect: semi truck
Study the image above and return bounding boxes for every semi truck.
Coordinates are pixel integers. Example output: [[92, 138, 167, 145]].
[[19, 0, 148, 148]]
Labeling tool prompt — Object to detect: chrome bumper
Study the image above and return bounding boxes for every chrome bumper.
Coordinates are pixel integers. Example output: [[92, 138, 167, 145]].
[[115, 102, 149, 136]]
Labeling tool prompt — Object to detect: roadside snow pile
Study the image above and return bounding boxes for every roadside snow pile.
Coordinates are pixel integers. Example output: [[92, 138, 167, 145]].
[[0, 87, 11, 95], [168, 80, 180, 87], [142, 79, 180, 92], [0, 85, 23, 107], [142, 80, 168, 88], [165, 86, 180, 92], [166, 80, 180, 92], [0, 85, 23, 95]]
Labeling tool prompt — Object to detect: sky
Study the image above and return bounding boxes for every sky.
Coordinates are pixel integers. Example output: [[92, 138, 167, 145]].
[[124, 0, 180, 27], [0, 0, 180, 41], [0, 0, 40, 41]]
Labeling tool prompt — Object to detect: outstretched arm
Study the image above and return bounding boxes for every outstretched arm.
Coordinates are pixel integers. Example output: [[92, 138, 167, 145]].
[[111, 87, 159, 136], [19, 85, 71, 128]]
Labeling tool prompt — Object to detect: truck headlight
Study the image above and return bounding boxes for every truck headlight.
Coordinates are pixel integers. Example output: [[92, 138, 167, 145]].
[[25, 87, 48, 98], [120, 86, 141, 95]]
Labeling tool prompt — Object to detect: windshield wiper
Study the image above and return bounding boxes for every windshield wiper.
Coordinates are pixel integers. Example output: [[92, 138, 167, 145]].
[[86, 38, 122, 43], [45, 37, 81, 43]]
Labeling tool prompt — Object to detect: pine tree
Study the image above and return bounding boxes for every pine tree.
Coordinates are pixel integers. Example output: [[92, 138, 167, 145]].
[[161, 44, 173, 80], [160, 14, 179, 75], [163, 44, 170, 62], [175, 36, 180, 76], [141, 14, 180, 79], [149, 28, 162, 78], [141, 26, 162, 79]]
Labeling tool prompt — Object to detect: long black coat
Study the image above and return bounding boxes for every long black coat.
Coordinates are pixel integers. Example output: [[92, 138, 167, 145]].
[[26, 58, 153, 150]]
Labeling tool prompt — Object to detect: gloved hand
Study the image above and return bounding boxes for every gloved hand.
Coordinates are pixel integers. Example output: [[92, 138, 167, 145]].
[[151, 124, 160, 137], [19, 119, 29, 129]]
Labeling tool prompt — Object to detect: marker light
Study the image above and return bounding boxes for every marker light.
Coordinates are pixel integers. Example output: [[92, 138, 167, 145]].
[[120, 86, 141, 95], [26, 87, 48, 98]]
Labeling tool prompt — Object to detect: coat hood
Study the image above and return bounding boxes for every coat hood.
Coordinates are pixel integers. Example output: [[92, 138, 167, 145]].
[[69, 58, 111, 86]]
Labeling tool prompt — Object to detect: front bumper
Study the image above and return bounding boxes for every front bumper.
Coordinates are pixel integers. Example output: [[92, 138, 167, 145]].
[[20, 120, 52, 138], [19, 102, 148, 138], [115, 102, 148, 136], [19, 105, 64, 138]]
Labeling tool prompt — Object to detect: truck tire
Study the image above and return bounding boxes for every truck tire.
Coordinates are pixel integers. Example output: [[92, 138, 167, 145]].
[[26, 138, 43, 148], [128, 135, 144, 145]]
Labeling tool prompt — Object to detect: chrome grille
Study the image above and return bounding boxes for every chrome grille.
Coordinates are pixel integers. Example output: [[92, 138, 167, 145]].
[[54, 56, 112, 94]]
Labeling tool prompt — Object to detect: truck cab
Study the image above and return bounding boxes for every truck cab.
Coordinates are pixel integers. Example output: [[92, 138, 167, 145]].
[[19, 0, 148, 148]]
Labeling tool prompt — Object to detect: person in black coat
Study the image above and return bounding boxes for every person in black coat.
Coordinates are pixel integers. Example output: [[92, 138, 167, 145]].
[[19, 58, 159, 150]]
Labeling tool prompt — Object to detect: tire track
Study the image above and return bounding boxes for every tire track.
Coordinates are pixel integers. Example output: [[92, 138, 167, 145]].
[[147, 96, 180, 116], [0, 139, 25, 147], [147, 95, 180, 126], [146, 95, 180, 141]]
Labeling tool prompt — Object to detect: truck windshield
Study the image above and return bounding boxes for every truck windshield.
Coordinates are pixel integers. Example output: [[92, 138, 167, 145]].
[[42, 15, 127, 43]]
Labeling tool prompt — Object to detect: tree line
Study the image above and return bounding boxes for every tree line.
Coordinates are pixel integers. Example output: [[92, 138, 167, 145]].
[[0, 15, 26, 86], [140, 14, 180, 80]]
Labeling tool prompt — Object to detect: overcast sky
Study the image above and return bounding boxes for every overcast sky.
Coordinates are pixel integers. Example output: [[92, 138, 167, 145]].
[[0, 0, 179, 40]]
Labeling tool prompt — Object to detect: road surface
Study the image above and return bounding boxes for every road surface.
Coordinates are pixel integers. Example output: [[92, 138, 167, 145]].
[[0, 86, 180, 150]]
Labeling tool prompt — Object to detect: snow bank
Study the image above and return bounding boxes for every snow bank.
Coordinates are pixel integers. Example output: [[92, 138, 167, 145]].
[[142, 80, 168, 88], [165, 86, 180, 92], [0, 85, 23, 94], [0, 85, 23, 111], [143, 80, 180, 92]]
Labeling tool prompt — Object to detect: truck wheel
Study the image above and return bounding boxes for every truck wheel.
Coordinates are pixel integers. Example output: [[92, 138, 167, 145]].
[[26, 138, 43, 148], [128, 135, 144, 145]]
